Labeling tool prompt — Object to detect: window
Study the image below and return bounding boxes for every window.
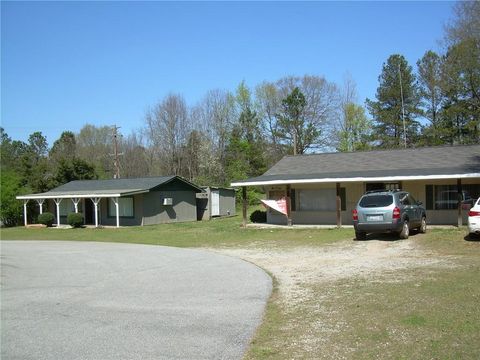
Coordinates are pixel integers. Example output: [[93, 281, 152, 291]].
[[366, 182, 399, 192], [425, 184, 480, 210], [359, 195, 393, 208], [108, 197, 134, 217], [298, 189, 336, 211], [59, 200, 75, 216]]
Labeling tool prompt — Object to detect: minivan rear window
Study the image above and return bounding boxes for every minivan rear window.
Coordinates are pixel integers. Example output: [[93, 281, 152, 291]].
[[359, 195, 393, 208]]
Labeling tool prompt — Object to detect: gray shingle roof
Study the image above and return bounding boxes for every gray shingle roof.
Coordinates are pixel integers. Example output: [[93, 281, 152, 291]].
[[18, 176, 203, 199], [232, 144, 480, 186], [52, 176, 177, 193]]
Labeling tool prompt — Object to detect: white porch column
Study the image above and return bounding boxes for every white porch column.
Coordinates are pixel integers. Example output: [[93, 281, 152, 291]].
[[53, 198, 62, 227], [23, 200, 28, 227], [71, 198, 80, 213], [36, 199, 45, 215], [91, 198, 101, 228], [113, 197, 120, 228]]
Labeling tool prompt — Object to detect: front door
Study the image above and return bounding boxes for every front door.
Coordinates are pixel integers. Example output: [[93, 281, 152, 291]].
[[84, 199, 94, 224], [211, 190, 220, 216]]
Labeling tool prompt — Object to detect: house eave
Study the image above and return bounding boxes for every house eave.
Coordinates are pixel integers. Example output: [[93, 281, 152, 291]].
[[230, 173, 480, 187], [16, 189, 149, 200]]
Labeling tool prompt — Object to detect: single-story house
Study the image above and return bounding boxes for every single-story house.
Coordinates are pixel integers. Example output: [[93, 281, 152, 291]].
[[231, 144, 480, 227], [196, 187, 236, 220], [17, 176, 203, 227]]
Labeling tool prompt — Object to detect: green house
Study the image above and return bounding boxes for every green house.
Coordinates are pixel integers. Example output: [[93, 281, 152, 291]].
[[17, 176, 203, 227]]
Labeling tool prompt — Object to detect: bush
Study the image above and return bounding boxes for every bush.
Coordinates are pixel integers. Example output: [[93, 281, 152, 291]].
[[250, 210, 267, 223], [38, 212, 55, 227], [0, 171, 23, 227], [67, 212, 84, 228]]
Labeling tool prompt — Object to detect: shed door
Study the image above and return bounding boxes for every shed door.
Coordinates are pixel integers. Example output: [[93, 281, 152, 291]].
[[211, 190, 220, 216]]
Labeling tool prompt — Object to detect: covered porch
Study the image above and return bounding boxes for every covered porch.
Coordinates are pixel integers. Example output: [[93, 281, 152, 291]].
[[17, 189, 147, 228]]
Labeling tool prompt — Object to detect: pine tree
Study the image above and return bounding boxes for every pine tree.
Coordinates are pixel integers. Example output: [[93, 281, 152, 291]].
[[276, 87, 320, 154], [366, 55, 421, 148]]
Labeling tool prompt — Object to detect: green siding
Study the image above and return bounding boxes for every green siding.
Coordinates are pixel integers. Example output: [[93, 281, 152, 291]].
[[142, 190, 197, 225]]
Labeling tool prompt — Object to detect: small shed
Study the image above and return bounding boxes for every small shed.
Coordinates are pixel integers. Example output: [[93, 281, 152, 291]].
[[196, 187, 236, 220]]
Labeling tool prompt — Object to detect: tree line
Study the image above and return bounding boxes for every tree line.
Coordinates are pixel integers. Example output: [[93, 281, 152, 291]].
[[1, 1, 478, 226]]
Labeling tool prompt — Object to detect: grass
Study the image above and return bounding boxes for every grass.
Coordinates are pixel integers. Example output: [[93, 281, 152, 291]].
[[0, 214, 353, 248], [2, 216, 480, 359], [244, 229, 480, 359]]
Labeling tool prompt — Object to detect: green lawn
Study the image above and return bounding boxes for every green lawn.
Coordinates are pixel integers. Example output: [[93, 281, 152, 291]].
[[0, 215, 353, 248], [2, 216, 480, 359]]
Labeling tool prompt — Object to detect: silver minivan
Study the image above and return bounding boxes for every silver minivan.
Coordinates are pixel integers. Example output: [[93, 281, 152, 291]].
[[353, 190, 427, 240]]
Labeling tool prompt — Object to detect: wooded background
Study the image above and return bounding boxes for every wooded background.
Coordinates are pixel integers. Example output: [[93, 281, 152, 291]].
[[1, 2, 478, 226]]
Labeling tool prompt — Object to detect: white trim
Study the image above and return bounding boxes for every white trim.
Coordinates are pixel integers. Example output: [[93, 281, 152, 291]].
[[231, 173, 480, 187], [23, 200, 28, 227], [16, 190, 148, 200], [71, 198, 80, 213], [53, 198, 62, 227], [113, 197, 120, 228], [91, 197, 101, 228], [36, 199, 44, 214]]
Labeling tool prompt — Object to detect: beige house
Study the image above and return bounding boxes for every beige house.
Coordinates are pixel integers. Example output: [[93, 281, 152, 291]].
[[232, 145, 480, 226]]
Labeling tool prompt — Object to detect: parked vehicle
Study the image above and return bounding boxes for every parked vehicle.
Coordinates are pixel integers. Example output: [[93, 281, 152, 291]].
[[468, 197, 480, 237], [435, 190, 474, 210], [353, 189, 427, 240]]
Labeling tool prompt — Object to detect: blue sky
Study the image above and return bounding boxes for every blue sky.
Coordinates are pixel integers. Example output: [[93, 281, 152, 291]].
[[2, 1, 454, 145]]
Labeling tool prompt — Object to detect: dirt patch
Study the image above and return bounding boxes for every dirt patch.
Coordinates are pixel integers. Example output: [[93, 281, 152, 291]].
[[208, 236, 458, 306]]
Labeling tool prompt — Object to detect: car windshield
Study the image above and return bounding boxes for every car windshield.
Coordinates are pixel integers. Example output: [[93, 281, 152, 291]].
[[359, 194, 393, 208]]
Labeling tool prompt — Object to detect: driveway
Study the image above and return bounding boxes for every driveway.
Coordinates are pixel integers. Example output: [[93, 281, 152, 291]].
[[1, 241, 272, 360]]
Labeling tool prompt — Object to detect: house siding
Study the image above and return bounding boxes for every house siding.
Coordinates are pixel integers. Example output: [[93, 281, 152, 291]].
[[265, 178, 480, 226], [100, 194, 143, 226], [219, 188, 236, 216], [142, 190, 197, 225]]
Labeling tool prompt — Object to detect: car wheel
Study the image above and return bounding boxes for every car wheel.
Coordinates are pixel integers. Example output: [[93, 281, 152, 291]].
[[419, 216, 427, 233], [355, 231, 367, 240], [399, 220, 409, 239]]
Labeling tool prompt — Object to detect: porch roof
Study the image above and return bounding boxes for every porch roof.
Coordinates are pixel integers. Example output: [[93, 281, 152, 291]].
[[231, 144, 480, 187], [17, 175, 203, 200], [16, 189, 148, 200]]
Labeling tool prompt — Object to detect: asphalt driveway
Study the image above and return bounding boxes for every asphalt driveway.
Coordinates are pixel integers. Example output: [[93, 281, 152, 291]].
[[1, 241, 272, 360]]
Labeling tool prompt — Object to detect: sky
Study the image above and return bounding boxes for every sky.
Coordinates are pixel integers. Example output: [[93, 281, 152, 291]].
[[1, 1, 455, 146]]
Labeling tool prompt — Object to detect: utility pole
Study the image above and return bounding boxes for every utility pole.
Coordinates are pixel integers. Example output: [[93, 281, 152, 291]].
[[398, 64, 407, 148], [112, 125, 121, 179], [293, 131, 297, 155]]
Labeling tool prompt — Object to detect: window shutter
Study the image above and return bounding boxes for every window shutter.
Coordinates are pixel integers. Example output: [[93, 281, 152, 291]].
[[425, 185, 433, 210], [290, 189, 296, 211]]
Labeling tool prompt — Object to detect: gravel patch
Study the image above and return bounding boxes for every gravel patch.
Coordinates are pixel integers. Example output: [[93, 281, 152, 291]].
[[208, 236, 458, 305]]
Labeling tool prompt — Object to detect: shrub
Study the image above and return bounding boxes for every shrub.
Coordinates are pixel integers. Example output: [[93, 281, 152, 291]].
[[0, 171, 23, 227], [67, 212, 84, 228], [38, 212, 55, 227], [250, 210, 267, 223]]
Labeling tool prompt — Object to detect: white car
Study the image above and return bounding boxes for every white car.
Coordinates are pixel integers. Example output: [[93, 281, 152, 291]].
[[468, 197, 480, 236]]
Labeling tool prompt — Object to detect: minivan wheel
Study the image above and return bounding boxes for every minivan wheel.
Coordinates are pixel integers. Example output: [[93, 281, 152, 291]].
[[419, 216, 427, 233], [355, 231, 367, 240], [399, 220, 409, 239]]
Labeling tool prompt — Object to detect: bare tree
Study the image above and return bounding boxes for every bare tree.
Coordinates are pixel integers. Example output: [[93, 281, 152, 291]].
[[145, 94, 188, 175], [76, 124, 113, 177], [120, 131, 150, 178], [275, 75, 340, 151], [255, 81, 283, 163], [191, 89, 235, 184]]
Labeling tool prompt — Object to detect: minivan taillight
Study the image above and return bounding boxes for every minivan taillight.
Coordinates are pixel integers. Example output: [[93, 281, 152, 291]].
[[469, 210, 480, 217], [392, 207, 401, 219], [352, 209, 358, 221]]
